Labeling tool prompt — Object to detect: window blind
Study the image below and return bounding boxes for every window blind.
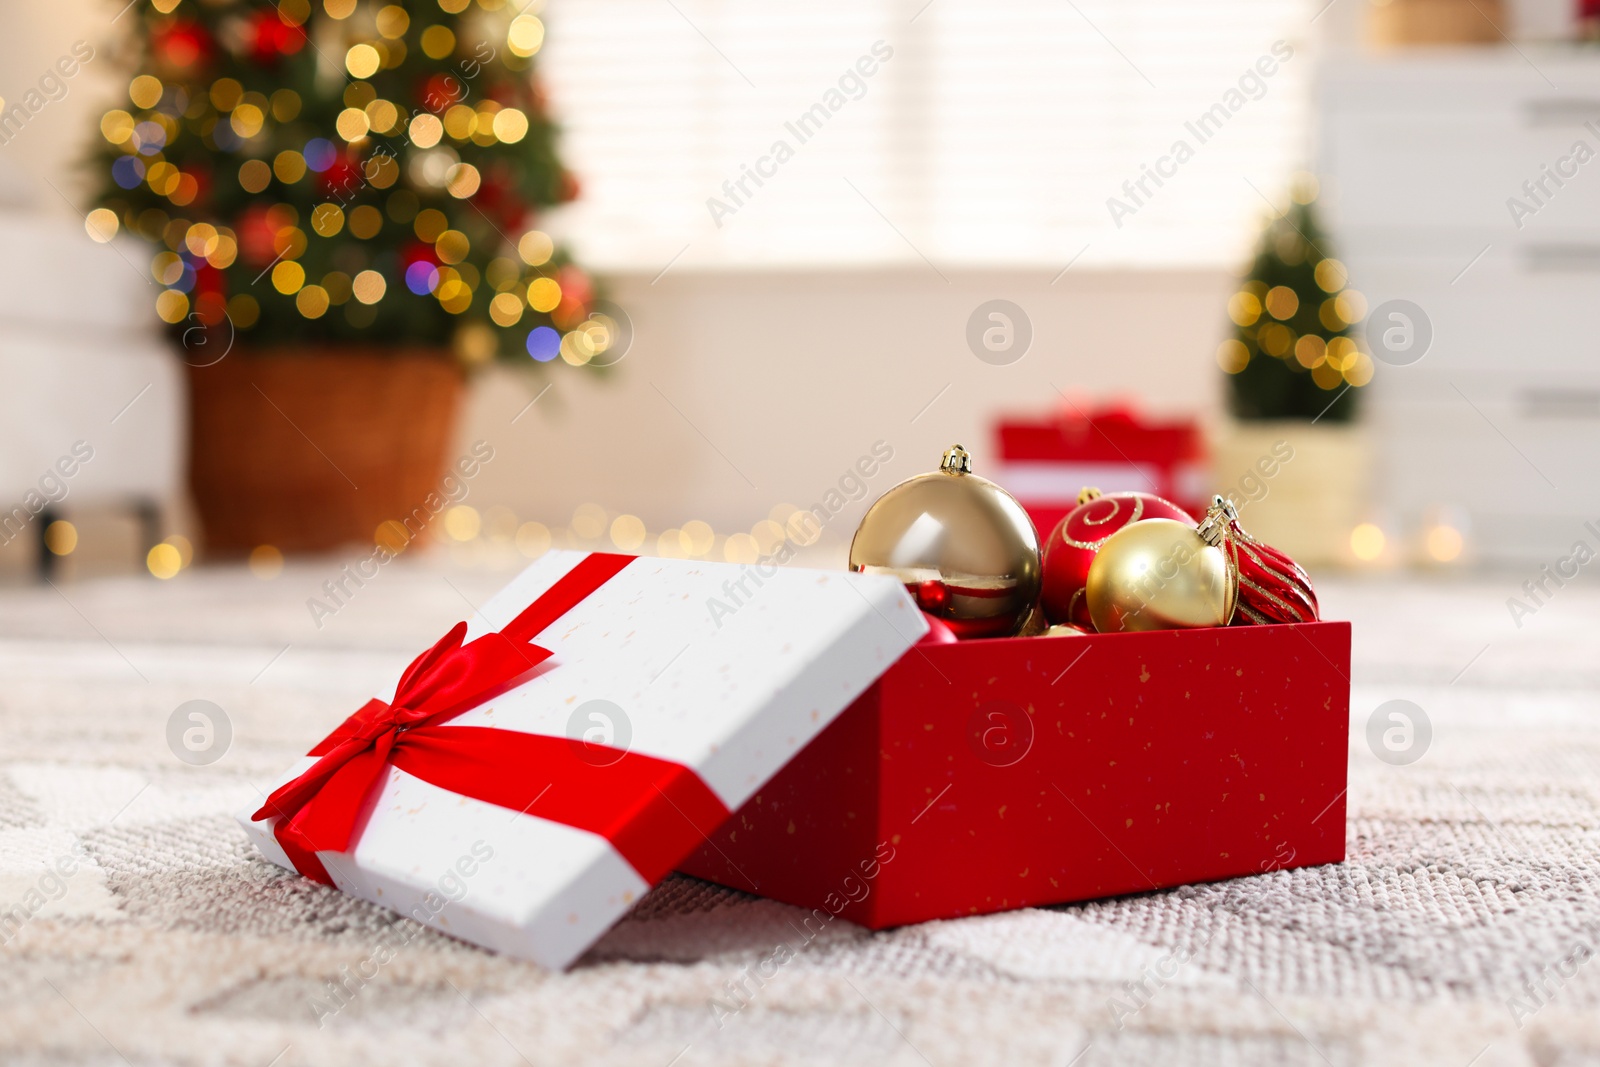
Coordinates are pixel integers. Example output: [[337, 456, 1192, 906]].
[[539, 0, 1312, 270]]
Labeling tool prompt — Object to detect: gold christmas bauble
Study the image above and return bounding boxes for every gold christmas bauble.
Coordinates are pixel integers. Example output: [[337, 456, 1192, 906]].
[[1085, 518, 1236, 633], [849, 444, 1041, 639]]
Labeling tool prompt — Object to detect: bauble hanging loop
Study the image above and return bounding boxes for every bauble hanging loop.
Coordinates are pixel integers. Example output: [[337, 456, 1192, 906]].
[[940, 444, 973, 474]]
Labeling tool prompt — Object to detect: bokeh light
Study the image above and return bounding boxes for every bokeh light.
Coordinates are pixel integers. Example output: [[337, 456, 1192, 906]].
[[345, 44, 381, 79], [752, 520, 787, 555], [515, 522, 551, 558], [445, 163, 481, 198], [681, 520, 714, 556], [724, 533, 759, 564], [44, 521, 77, 556], [1264, 285, 1299, 321], [303, 138, 336, 172], [610, 514, 646, 551], [1227, 291, 1261, 327], [1350, 523, 1386, 562], [493, 109, 529, 143], [572, 503, 607, 540], [376, 5, 410, 37], [85, 209, 119, 243], [405, 261, 440, 295], [508, 15, 546, 57], [525, 325, 559, 361], [518, 230, 554, 266], [349, 205, 383, 239], [248, 545, 284, 579], [1216, 339, 1249, 374], [296, 285, 330, 318], [420, 25, 455, 59], [1426, 524, 1463, 563], [490, 292, 523, 327], [352, 269, 387, 304], [786, 511, 822, 546], [527, 277, 561, 312], [409, 112, 443, 149], [657, 529, 687, 558], [129, 75, 163, 109], [146, 543, 182, 579], [444, 505, 481, 541], [1314, 258, 1348, 292]]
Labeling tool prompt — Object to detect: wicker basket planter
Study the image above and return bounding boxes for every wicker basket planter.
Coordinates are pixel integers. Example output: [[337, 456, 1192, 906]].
[[1369, 0, 1506, 46], [186, 348, 462, 555]]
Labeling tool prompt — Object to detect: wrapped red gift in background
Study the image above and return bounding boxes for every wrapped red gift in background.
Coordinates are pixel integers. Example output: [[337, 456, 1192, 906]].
[[993, 399, 1208, 537]]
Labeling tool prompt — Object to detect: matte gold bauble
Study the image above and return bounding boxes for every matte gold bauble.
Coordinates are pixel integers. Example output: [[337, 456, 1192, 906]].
[[849, 444, 1041, 639], [1085, 518, 1236, 633]]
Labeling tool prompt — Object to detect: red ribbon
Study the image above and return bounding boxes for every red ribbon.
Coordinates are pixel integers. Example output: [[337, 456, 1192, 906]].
[[251, 553, 731, 886]]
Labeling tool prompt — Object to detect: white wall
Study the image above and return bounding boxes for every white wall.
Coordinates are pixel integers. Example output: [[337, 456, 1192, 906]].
[[455, 267, 1230, 544], [0, 2, 123, 208]]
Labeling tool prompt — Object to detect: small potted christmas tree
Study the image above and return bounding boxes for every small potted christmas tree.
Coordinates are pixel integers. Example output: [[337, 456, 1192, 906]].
[[88, 0, 600, 554], [1212, 175, 1374, 564]]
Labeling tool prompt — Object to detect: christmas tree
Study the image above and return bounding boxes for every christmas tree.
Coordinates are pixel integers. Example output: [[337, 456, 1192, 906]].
[[87, 0, 607, 367], [1218, 180, 1372, 422]]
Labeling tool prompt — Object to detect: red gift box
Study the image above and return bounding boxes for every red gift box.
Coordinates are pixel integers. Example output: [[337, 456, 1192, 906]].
[[995, 402, 1208, 535], [681, 620, 1349, 926]]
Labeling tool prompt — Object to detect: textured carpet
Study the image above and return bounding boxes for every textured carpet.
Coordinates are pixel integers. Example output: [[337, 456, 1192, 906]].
[[2, 558, 1599, 1067]]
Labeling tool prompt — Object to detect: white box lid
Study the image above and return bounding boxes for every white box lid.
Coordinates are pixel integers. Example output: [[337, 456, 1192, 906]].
[[239, 551, 925, 968]]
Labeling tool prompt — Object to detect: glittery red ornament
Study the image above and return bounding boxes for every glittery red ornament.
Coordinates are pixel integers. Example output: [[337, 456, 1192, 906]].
[[1039, 489, 1195, 630], [1196, 497, 1319, 626]]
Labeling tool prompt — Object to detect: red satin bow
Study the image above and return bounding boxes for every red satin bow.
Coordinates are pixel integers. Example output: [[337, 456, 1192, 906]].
[[251, 553, 732, 887]]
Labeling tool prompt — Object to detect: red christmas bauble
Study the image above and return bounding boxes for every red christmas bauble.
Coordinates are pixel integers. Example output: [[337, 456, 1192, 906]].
[[1194, 497, 1320, 626], [1040, 490, 1195, 629], [917, 613, 959, 645]]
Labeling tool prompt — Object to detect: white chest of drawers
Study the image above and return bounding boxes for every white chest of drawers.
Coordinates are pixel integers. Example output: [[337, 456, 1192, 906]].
[[1318, 49, 1600, 561]]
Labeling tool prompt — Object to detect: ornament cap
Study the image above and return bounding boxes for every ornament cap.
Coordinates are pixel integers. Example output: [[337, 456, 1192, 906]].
[[1196, 495, 1239, 547], [939, 444, 972, 475], [1077, 486, 1103, 505]]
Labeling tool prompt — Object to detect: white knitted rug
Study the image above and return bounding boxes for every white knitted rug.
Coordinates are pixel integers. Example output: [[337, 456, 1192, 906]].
[[2, 561, 1597, 1067]]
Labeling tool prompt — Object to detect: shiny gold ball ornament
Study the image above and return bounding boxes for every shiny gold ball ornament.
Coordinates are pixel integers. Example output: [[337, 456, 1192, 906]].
[[849, 444, 1041, 639], [1085, 518, 1237, 633]]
